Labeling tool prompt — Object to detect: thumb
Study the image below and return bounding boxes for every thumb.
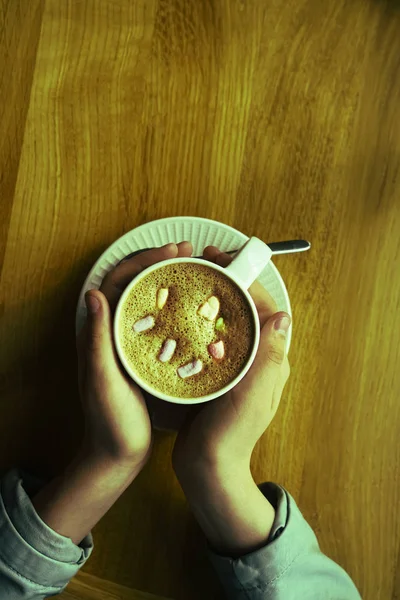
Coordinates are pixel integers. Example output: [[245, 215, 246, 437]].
[[253, 311, 291, 375], [85, 290, 117, 373]]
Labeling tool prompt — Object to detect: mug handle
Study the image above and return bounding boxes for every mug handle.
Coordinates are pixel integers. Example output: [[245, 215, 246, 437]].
[[225, 237, 272, 289]]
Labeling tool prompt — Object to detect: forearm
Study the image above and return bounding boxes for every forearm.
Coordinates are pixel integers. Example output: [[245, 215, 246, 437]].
[[32, 450, 137, 545], [176, 460, 275, 557]]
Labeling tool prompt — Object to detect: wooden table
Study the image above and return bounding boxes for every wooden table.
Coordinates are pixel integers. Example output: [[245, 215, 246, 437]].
[[1, 1, 399, 599]]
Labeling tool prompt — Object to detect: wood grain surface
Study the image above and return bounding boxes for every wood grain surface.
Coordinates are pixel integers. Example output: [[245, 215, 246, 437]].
[[1, 1, 400, 599], [59, 571, 173, 600]]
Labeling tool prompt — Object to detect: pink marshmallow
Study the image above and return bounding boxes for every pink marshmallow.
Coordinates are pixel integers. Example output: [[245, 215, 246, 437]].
[[208, 340, 225, 360]]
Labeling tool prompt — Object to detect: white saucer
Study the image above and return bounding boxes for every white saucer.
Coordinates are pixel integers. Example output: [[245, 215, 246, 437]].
[[76, 216, 292, 430]]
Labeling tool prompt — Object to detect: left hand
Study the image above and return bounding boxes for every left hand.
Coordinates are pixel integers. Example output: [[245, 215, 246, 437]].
[[76, 242, 193, 474], [171, 246, 290, 556], [173, 245, 290, 476]]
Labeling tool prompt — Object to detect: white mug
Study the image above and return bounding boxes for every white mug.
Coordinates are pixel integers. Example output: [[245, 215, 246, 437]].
[[114, 237, 272, 404]]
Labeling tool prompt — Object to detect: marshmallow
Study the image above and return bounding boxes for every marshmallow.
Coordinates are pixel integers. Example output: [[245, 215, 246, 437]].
[[198, 296, 220, 321], [133, 315, 155, 332], [208, 340, 225, 360], [157, 288, 169, 309], [215, 317, 226, 332], [158, 338, 177, 362], [177, 359, 203, 379]]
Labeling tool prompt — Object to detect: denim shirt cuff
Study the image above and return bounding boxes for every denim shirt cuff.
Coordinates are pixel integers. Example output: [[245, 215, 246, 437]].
[[0, 468, 93, 590]]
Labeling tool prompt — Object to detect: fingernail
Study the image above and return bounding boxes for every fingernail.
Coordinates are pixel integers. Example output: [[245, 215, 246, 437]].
[[85, 293, 100, 314], [274, 315, 291, 335]]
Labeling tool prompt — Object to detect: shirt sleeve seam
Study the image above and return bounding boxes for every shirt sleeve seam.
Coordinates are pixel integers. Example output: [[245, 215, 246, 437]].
[[0, 493, 83, 566], [232, 559, 258, 600], [0, 547, 64, 591], [265, 549, 304, 587], [230, 549, 304, 595], [265, 486, 304, 586]]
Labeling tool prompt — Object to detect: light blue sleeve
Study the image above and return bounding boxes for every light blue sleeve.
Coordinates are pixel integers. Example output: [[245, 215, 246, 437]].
[[208, 482, 362, 600], [0, 469, 93, 599]]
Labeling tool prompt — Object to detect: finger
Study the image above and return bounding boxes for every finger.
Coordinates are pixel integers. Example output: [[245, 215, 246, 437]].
[[100, 243, 178, 305], [249, 312, 291, 388], [176, 240, 193, 257], [248, 281, 277, 327], [84, 289, 119, 377], [271, 355, 290, 415], [76, 322, 86, 364], [203, 245, 232, 266], [100, 242, 191, 312], [203, 246, 277, 326], [76, 322, 88, 394]]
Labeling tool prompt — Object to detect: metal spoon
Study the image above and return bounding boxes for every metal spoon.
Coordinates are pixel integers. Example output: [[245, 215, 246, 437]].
[[225, 239, 311, 256], [118, 239, 310, 264]]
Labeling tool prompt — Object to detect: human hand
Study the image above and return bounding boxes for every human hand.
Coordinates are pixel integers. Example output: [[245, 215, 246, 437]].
[[173, 245, 290, 475], [172, 246, 290, 556], [33, 242, 193, 545], [77, 242, 193, 475]]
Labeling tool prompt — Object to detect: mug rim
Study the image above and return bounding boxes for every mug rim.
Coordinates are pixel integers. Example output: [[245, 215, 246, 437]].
[[113, 257, 261, 405]]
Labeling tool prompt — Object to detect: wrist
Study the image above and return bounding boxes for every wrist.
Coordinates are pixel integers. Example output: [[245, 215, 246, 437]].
[[175, 458, 275, 557], [73, 454, 136, 490], [77, 442, 147, 484], [176, 456, 252, 507], [174, 451, 250, 491], [32, 449, 139, 545]]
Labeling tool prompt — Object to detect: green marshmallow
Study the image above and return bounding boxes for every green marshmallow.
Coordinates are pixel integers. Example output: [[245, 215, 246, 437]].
[[215, 317, 226, 332]]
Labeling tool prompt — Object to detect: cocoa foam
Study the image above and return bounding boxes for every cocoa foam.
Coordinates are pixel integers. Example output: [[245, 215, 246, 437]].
[[118, 263, 254, 398]]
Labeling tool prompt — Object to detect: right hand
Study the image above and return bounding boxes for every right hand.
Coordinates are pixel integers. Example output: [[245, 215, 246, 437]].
[[173, 246, 291, 476], [76, 242, 193, 473]]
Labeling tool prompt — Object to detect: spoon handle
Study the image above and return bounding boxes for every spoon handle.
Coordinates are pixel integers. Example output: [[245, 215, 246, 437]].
[[118, 239, 311, 265], [227, 239, 311, 256]]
